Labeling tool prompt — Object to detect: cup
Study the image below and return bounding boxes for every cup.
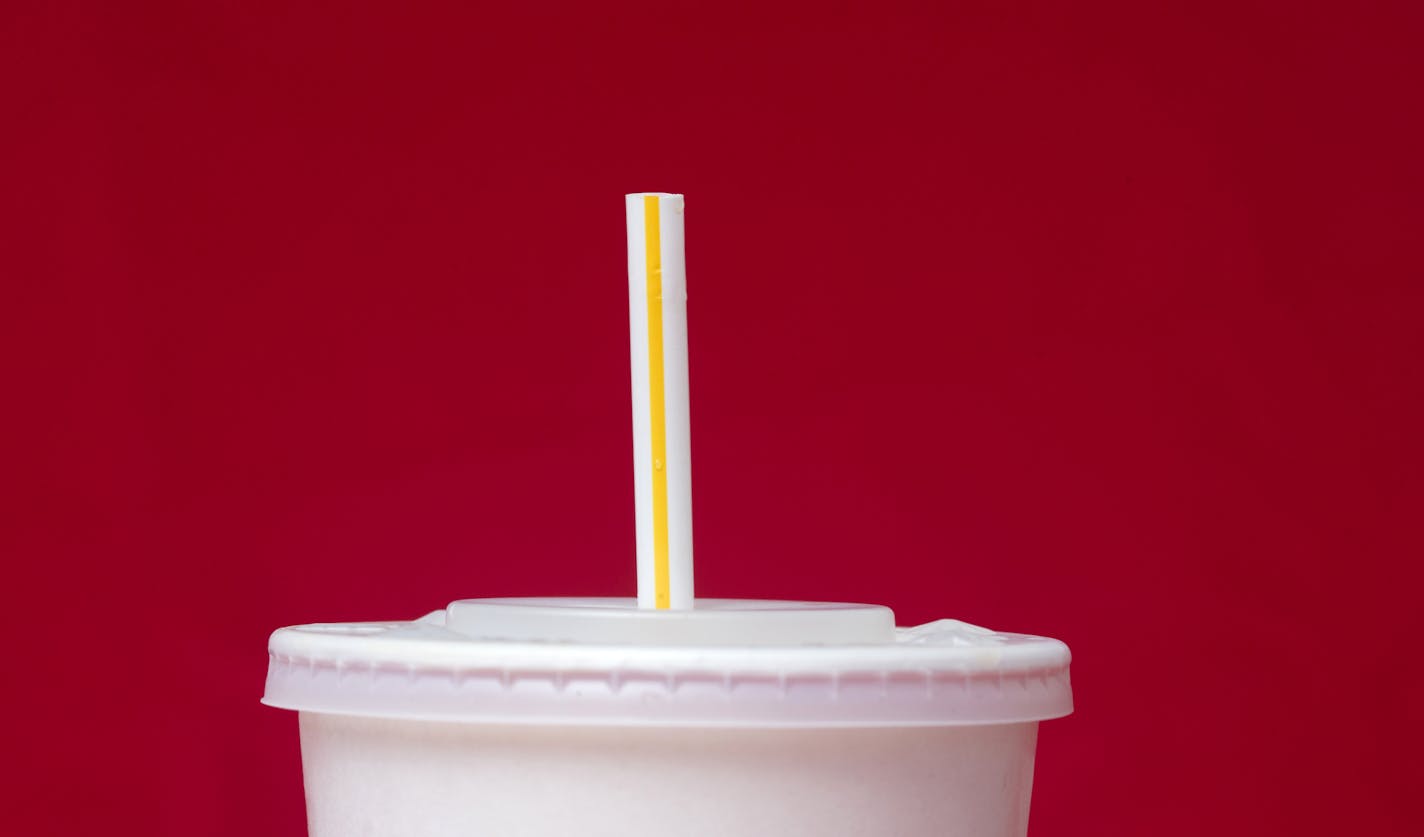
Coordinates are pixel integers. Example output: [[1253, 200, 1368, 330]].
[[264, 598, 1072, 836]]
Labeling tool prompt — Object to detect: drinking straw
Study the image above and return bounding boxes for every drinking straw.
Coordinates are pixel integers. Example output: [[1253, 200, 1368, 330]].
[[626, 193, 694, 609]]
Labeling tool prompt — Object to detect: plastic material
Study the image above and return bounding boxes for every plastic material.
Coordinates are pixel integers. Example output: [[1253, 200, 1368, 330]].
[[263, 597, 1072, 727], [627, 193, 694, 609], [446, 597, 896, 644]]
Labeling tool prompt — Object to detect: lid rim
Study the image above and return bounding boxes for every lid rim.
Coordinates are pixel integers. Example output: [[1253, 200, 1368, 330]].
[[262, 602, 1073, 727]]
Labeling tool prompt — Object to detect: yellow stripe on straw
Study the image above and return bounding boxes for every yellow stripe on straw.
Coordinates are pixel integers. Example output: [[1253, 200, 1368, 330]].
[[644, 195, 671, 609]]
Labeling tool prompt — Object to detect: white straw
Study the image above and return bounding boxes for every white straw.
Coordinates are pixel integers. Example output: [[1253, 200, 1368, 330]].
[[626, 193, 694, 610]]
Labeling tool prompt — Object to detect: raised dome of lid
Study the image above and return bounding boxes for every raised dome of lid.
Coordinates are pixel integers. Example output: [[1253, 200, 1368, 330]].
[[444, 598, 896, 645]]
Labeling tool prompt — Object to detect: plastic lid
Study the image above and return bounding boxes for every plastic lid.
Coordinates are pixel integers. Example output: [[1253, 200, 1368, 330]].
[[263, 598, 1072, 728], [445, 598, 897, 645]]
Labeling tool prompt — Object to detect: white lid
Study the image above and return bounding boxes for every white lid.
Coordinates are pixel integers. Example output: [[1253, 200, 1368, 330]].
[[263, 598, 1072, 727]]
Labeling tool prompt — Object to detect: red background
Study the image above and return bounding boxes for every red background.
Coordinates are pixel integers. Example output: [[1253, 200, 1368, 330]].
[[5, 1, 1422, 835]]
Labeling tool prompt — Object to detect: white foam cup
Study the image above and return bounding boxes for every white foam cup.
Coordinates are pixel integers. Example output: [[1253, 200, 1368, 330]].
[[264, 598, 1072, 836]]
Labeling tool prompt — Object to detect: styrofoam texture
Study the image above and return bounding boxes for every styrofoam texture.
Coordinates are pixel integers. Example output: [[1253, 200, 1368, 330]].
[[298, 712, 1040, 837]]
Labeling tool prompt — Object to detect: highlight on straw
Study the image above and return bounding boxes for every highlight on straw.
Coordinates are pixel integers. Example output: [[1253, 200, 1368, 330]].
[[626, 193, 694, 610]]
